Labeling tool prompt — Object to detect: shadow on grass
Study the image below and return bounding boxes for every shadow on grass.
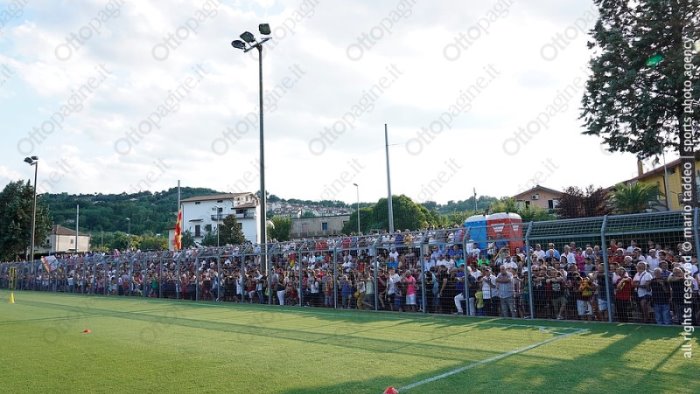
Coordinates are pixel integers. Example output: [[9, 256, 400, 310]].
[[10, 291, 695, 393], [280, 375, 399, 394], [279, 327, 693, 394]]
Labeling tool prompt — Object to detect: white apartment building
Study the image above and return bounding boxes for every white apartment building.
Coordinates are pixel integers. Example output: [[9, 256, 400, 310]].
[[180, 192, 260, 245]]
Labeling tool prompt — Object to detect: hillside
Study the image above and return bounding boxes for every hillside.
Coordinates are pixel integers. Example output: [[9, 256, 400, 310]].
[[43, 187, 218, 235], [42, 189, 499, 236]]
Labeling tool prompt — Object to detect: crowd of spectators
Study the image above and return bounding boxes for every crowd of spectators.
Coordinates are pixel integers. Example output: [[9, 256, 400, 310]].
[[1, 230, 698, 326]]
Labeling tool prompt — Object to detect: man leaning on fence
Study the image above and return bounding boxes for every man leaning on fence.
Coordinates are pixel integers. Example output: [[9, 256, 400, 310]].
[[496, 265, 516, 318]]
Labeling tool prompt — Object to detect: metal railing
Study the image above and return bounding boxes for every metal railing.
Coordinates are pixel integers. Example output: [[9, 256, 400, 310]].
[[2, 210, 699, 326]]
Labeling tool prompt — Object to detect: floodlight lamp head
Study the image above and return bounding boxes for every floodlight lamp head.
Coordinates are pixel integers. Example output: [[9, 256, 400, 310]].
[[231, 40, 246, 50], [240, 31, 255, 43], [259, 23, 271, 35]]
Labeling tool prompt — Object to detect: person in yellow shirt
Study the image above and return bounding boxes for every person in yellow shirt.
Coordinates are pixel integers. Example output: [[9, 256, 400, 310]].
[[475, 290, 484, 316]]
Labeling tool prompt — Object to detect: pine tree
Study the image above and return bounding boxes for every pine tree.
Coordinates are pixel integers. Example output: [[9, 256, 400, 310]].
[[581, 0, 700, 203]]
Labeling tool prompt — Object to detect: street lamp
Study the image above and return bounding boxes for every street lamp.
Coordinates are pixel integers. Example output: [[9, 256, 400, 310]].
[[24, 156, 38, 261], [353, 183, 360, 235], [231, 23, 271, 273]]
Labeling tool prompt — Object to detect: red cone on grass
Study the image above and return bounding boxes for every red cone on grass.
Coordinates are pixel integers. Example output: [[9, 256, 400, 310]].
[[384, 387, 399, 394], [82, 329, 92, 334]]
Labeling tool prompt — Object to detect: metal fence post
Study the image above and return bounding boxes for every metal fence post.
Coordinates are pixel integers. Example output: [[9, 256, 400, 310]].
[[600, 215, 613, 323], [333, 246, 338, 310], [420, 233, 428, 314], [524, 221, 534, 319], [462, 233, 471, 316], [194, 256, 199, 301], [298, 250, 304, 308], [373, 245, 379, 311]]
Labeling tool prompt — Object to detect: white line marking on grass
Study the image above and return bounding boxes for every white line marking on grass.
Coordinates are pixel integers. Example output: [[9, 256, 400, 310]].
[[398, 328, 588, 392]]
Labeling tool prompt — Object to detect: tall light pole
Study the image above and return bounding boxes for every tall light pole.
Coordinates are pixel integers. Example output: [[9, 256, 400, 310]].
[[231, 23, 271, 273], [385, 124, 394, 233], [353, 183, 360, 234], [24, 156, 38, 261]]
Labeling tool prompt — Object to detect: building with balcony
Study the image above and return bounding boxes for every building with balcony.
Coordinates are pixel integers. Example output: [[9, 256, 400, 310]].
[[613, 156, 700, 211], [512, 185, 562, 211], [179, 192, 260, 245]]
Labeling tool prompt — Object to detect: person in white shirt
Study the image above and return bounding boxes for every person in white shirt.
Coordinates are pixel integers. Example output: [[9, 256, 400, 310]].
[[532, 244, 546, 261], [436, 254, 448, 268], [389, 248, 399, 261], [430, 247, 441, 262], [645, 249, 660, 270], [503, 257, 518, 271], [494, 249, 509, 266], [690, 257, 699, 276], [514, 247, 526, 264], [581, 247, 596, 265], [445, 256, 456, 271], [465, 240, 475, 256], [632, 261, 653, 323], [479, 267, 497, 316], [423, 254, 436, 271], [471, 245, 481, 259], [387, 269, 401, 311], [562, 245, 576, 266]]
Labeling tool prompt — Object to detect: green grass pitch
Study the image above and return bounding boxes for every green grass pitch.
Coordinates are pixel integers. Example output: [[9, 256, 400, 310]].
[[1, 290, 697, 393]]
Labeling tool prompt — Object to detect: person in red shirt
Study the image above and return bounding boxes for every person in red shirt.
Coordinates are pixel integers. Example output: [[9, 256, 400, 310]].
[[614, 266, 633, 322]]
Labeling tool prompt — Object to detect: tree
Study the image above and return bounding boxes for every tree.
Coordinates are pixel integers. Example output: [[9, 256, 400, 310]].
[[0, 180, 52, 260], [444, 211, 470, 227], [518, 206, 556, 222], [487, 197, 556, 222], [581, 0, 700, 200], [343, 206, 374, 234], [343, 195, 443, 234], [488, 197, 518, 214], [556, 186, 612, 218], [301, 210, 316, 218], [218, 215, 245, 245], [109, 231, 131, 251], [181, 230, 195, 249], [267, 216, 291, 242], [139, 233, 168, 251], [201, 230, 218, 247], [611, 182, 659, 214]]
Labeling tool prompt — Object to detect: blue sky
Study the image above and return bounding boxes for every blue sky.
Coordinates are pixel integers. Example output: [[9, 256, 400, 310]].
[[0, 0, 661, 204]]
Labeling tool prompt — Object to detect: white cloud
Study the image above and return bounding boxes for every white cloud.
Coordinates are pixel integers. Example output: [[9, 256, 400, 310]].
[[0, 0, 641, 205]]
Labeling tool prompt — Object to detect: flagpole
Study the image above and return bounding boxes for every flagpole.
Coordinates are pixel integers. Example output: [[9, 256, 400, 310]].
[[176, 180, 181, 251]]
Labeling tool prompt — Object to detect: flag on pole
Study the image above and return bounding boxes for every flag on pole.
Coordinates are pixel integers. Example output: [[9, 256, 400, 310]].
[[41, 255, 57, 272], [174, 209, 183, 250]]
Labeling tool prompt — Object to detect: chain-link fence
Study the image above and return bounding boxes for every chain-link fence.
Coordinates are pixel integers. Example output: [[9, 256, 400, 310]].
[[2, 211, 699, 326]]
